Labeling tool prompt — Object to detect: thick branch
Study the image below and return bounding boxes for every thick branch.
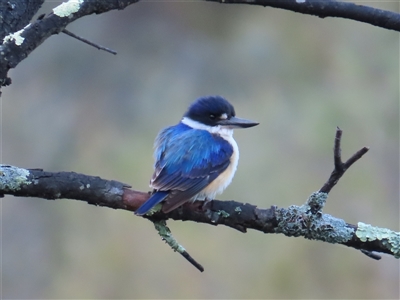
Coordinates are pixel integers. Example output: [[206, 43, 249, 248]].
[[207, 0, 400, 32], [0, 0, 45, 41], [1, 164, 399, 259], [0, 165, 133, 208], [0, 0, 139, 87]]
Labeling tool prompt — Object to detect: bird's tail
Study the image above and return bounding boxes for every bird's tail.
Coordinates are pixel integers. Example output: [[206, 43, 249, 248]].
[[135, 191, 169, 215]]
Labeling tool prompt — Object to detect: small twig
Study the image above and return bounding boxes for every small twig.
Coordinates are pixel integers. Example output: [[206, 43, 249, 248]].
[[180, 251, 205, 272], [333, 127, 343, 172], [153, 219, 204, 272], [344, 147, 370, 170], [62, 29, 117, 55], [320, 127, 369, 194], [360, 249, 382, 260]]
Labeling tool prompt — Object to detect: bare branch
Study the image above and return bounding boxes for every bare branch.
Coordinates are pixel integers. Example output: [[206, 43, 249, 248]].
[[1, 0, 399, 89], [0, 0, 139, 87], [206, 0, 400, 32]]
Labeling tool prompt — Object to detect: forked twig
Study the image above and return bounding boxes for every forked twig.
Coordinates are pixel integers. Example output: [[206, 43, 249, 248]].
[[320, 127, 369, 194]]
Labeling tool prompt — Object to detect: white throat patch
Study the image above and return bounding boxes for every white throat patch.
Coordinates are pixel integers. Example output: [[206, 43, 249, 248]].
[[181, 117, 234, 139]]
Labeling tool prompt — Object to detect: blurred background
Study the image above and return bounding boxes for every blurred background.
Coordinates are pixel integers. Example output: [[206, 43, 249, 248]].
[[1, 0, 399, 299]]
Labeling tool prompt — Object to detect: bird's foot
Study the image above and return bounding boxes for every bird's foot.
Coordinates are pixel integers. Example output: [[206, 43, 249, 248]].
[[200, 198, 212, 212]]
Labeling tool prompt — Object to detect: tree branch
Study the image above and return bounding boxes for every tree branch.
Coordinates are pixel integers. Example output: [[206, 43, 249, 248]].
[[1, 130, 399, 262], [0, 0, 139, 88], [206, 0, 400, 32], [0, 0, 45, 41], [1, 0, 399, 89]]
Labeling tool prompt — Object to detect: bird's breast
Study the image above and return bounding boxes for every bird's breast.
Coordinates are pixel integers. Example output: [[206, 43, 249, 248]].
[[198, 134, 239, 200]]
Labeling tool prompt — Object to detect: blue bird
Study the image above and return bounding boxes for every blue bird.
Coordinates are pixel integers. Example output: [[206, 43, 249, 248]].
[[135, 96, 259, 215]]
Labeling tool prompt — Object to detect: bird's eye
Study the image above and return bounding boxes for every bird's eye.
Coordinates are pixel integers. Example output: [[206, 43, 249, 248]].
[[209, 114, 216, 120]]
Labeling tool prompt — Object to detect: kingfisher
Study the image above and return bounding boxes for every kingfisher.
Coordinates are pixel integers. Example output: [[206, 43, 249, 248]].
[[135, 96, 259, 215]]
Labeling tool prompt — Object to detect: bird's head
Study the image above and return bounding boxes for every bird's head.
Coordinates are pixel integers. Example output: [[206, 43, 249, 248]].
[[182, 96, 259, 130]]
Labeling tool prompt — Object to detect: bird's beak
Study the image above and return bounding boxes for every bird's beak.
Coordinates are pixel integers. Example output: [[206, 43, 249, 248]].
[[217, 116, 259, 129]]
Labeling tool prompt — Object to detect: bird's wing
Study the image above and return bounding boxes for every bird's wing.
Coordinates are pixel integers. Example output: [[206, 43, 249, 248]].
[[151, 127, 233, 213]]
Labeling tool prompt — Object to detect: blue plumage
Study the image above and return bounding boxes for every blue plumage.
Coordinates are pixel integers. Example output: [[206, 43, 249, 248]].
[[135, 96, 258, 215], [154, 123, 233, 175]]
